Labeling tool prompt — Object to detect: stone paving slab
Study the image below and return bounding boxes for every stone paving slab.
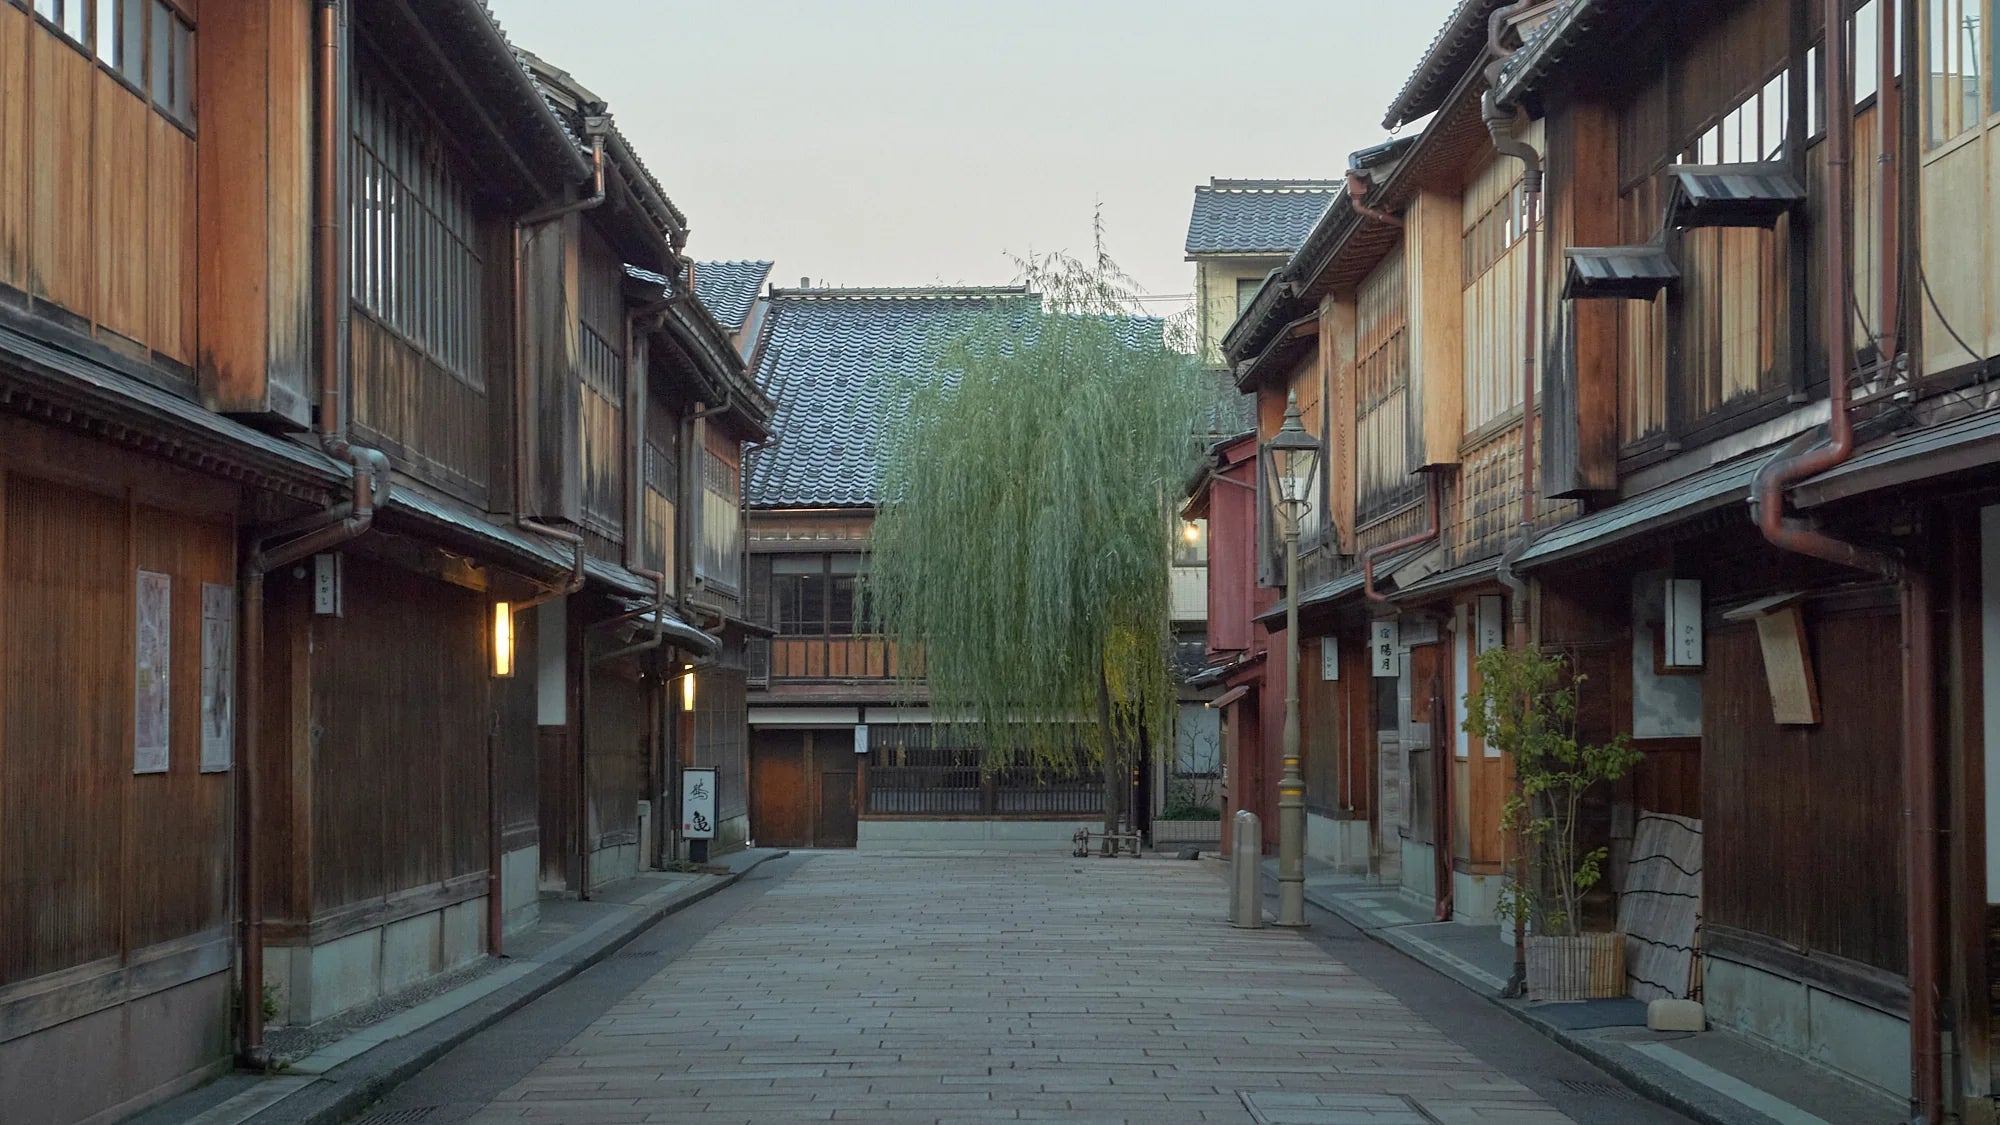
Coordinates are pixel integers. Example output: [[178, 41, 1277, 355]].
[[464, 853, 1577, 1125]]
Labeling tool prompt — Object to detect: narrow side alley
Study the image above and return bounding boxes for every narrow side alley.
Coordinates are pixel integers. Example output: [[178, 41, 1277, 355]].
[[354, 855, 1695, 1125]]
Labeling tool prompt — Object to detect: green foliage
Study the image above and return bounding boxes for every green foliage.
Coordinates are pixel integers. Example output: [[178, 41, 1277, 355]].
[[866, 237, 1219, 792], [1462, 645, 1643, 937], [1161, 777, 1221, 822]]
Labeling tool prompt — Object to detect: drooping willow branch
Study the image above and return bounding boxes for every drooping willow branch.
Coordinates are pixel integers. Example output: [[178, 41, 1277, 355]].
[[865, 244, 1225, 802]]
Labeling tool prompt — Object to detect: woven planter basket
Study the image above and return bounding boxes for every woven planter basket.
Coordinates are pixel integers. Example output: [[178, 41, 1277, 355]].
[[1526, 931, 1626, 1001]]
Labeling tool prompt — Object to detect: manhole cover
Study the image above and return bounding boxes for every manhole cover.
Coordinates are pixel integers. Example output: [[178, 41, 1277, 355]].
[[1557, 1078, 1638, 1100], [350, 1108, 437, 1125]]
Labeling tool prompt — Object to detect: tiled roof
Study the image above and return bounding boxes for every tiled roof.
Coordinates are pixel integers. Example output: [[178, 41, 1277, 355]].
[[1382, 0, 1511, 130], [1184, 180, 1341, 256], [694, 261, 774, 332], [746, 287, 1033, 509]]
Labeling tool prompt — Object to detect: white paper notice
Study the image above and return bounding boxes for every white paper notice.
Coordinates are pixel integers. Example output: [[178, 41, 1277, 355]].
[[134, 570, 172, 774]]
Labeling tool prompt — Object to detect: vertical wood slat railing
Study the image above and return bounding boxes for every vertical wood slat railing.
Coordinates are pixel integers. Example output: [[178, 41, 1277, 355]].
[[863, 734, 1104, 818]]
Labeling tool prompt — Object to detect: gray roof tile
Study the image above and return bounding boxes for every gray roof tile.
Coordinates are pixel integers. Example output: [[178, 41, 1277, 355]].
[[1185, 180, 1341, 256], [694, 261, 773, 332], [746, 287, 1033, 509]]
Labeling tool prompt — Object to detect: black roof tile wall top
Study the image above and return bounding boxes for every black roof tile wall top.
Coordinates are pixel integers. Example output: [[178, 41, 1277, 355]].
[[745, 287, 1034, 510], [694, 261, 775, 332], [1184, 180, 1342, 256]]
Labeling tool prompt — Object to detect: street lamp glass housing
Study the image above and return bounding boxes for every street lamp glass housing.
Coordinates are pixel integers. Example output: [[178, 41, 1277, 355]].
[[1264, 392, 1323, 525]]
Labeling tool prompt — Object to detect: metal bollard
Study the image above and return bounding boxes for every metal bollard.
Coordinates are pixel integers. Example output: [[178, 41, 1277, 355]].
[[1229, 810, 1263, 928]]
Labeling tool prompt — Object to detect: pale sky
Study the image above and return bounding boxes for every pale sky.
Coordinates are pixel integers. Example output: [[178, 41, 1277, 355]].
[[483, 1, 1453, 313]]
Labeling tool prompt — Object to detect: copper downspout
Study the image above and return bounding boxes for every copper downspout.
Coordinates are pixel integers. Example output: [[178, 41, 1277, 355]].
[[1345, 171, 1404, 229], [1361, 471, 1443, 603], [238, 455, 379, 1067], [1483, 0, 1545, 997], [1748, 5, 1934, 1119]]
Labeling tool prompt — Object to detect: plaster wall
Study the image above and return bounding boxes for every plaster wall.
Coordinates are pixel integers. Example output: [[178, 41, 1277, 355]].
[[1702, 955, 1910, 1099], [266, 897, 489, 1027]]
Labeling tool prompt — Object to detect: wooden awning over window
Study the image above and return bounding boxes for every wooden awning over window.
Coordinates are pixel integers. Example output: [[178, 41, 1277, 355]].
[[1664, 162, 1805, 231], [1563, 243, 1680, 300]]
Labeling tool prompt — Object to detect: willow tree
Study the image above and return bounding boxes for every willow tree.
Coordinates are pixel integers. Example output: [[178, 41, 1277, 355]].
[[866, 246, 1218, 837]]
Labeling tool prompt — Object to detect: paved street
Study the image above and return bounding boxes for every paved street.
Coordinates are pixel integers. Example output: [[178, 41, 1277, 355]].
[[361, 853, 1690, 1125]]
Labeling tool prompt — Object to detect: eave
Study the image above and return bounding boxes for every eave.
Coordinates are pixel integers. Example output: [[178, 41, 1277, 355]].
[[370, 0, 589, 208]]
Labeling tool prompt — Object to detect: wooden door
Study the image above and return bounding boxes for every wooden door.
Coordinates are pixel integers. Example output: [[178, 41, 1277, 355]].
[[816, 771, 858, 848], [749, 732, 810, 848]]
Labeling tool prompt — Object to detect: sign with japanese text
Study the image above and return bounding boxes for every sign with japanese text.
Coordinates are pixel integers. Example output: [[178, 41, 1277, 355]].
[[1664, 579, 1703, 668], [1476, 595, 1504, 654], [1370, 620, 1398, 678], [681, 767, 717, 839], [1320, 638, 1338, 681], [200, 583, 234, 773]]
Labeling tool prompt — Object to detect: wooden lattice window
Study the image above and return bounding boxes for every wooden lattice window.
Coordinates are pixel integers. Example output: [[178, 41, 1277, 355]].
[[1355, 250, 1418, 526], [350, 67, 485, 387]]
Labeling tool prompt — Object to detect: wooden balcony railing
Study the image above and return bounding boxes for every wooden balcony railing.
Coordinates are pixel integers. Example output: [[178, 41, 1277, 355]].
[[767, 634, 913, 681]]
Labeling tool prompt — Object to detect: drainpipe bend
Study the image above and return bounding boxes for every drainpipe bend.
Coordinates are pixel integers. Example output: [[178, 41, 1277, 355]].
[[1361, 471, 1443, 603], [1345, 171, 1404, 229], [236, 450, 379, 1068]]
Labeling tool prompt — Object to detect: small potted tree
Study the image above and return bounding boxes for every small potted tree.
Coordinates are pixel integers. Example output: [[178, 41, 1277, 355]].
[[1463, 645, 1642, 1000]]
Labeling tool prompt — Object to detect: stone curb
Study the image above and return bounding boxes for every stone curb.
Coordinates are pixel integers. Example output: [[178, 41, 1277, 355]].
[[229, 849, 792, 1125], [1294, 879, 1779, 1125]]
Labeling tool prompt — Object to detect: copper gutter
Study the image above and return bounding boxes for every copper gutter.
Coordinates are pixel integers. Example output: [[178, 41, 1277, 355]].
[[1362, 471, 1443, 603], [1345, 171, 1404, 229], [1483, 0, 1545, 997]]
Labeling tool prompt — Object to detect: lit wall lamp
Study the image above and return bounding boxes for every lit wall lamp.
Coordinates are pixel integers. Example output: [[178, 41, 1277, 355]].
[[681, 664, 697, 711], [1181, 520, 1202, 545], [492, 602, 515, 678]]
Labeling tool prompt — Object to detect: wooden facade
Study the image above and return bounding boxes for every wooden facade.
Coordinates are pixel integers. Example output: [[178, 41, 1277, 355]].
[[0, 3, 769, 1119], [1207, 0, 2000, 1110]]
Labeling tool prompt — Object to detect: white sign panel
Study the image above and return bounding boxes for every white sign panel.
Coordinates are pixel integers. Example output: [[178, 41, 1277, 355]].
[[681, 767, 718, 839], [1665, 579, 1703, 667], [200, 583, 234, 773], [134, 570, 172, 774], [1370, 620, 1399, 678], [853, 723, 870, 754], [1320, 638, 1339, 681], [1476, 595, 1505, 654], [313, 553, 343, 616]]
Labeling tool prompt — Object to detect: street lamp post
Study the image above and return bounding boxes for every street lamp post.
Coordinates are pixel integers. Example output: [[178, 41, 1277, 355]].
[[1265, 393, 1322, 929]]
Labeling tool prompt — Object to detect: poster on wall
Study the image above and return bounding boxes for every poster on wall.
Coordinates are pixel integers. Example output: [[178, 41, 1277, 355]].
[[134, 570, 172, 774], [681, 766, 718, 839], [200, 583, 235, 773]]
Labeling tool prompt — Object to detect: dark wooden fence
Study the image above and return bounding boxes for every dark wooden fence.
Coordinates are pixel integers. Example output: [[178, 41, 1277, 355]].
[[864, 724, 1101, 817]]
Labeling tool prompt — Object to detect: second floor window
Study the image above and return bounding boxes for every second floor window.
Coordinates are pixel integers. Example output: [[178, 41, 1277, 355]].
[[1235, 276, 1262, 315], [350, 68, 485, 387], [772, 555, 865, 636], [1355, 249, 1417, 526], [698, 442, 742, 592], [38, 0, 195, 126]]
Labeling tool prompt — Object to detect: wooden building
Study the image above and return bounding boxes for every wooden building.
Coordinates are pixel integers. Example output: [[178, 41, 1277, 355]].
[[1204, 0, 2000, 1115], [0, 2, 766, 1119], [741, 284, 1121, 851]]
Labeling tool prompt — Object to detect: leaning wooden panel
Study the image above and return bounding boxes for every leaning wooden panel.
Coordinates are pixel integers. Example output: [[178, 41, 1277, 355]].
[[1, 476, 128, 986], [0, 7, 29, 290], [93, 75, 151, 346], [29, 30, 96, 318]]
